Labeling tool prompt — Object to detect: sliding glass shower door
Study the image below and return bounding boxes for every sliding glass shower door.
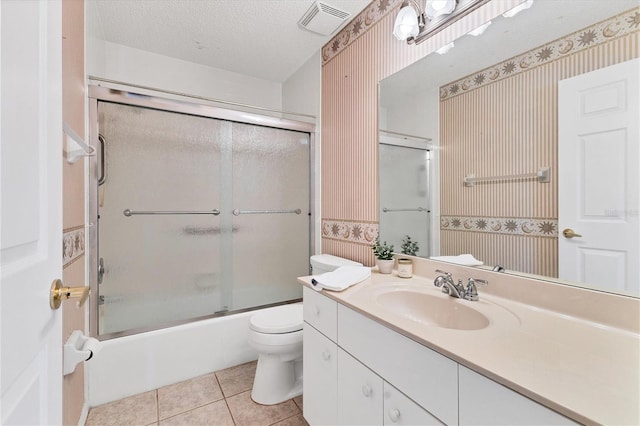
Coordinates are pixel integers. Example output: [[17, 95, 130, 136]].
[[95, 99, 310, 336]]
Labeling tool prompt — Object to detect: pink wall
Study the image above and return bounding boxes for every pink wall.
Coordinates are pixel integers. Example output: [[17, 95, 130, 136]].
[[62, 0, 86, 424], [320, 0, 519, 264]]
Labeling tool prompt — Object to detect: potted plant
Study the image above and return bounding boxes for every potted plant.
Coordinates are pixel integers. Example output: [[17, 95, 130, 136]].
[[401, 235, 419, 256], [398, 235, 419, 278], [371, 237, 395, 274]]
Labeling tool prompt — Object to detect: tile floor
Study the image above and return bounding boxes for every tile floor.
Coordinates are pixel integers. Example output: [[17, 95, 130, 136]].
[[85, 361, 308, 426]]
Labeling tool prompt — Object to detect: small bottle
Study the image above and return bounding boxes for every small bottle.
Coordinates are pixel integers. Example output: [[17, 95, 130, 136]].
[[397, 258, 413, 278]]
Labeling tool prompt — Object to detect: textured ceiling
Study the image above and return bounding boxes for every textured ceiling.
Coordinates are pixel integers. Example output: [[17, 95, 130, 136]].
[[90, 0, 371, 83]]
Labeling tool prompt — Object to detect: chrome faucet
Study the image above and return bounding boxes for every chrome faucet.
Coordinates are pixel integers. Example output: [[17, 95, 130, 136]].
[[434, 270, 488, 301], [433, 270, 464, 298]]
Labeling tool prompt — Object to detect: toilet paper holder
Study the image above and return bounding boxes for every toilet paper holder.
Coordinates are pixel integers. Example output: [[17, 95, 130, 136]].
[[64, 330, 102, 375]]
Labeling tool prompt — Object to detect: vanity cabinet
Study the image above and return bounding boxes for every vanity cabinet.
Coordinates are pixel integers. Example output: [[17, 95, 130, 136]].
[[458, 366, 576, 425], [303, 288, 338, 426], [303, 287, 573, 425], [304, 288, 444, 425], [338, 304, 457, 425]]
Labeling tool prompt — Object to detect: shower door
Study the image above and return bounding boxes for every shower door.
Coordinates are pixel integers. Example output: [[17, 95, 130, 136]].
[[94, 96, 310, 336], [379, 143, 431, 257]]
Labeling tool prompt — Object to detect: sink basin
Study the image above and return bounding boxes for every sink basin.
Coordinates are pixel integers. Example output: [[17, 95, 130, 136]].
[[374, 288, 490, 330]]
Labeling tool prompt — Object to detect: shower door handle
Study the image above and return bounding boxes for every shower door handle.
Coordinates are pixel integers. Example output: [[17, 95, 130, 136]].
[[98, 257, 105, 284]]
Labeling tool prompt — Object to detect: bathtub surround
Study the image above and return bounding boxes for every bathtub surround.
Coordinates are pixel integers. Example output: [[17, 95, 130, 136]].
[[320, 0, 522, 265]]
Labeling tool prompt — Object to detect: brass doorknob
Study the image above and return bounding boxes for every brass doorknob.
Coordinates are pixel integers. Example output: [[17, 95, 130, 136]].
[[562, 228, 582, 239], [50, 279, 90, 310]]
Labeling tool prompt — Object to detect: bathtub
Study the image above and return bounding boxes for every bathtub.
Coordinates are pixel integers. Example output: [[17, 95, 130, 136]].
[[86, 309, 260, 406]]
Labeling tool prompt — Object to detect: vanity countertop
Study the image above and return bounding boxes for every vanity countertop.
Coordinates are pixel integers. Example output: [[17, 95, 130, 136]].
[[298, 270, 640, 425]]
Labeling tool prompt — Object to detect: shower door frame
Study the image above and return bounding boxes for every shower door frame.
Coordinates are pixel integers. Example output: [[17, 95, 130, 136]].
[[87, 85, 316, 339]]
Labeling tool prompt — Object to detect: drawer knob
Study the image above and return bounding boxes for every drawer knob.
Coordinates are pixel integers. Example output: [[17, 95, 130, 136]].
[[388, 408, 401, 422], [321, 350, 331, 361], [361, 384, 373, 397]]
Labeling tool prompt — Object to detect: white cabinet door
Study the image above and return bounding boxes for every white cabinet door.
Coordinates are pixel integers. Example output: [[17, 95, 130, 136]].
[[338, 304, 458, 425], [303, 322, 338, 426], [459, 366, 577, 425], [337, 348, 383, 426], [383, 382, 443, 426]]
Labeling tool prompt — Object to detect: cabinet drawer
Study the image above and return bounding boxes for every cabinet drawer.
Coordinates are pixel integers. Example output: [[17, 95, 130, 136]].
[[303, 323, 338, 426], [338, 304, 458, 425], [337, 348, 383, 426], [383, 382, 442, 426], [303, 286, 337, 341], [459, 366, 577, 425]]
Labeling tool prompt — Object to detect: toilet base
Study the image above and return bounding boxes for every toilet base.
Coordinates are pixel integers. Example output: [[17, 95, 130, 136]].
[[251, 354, 302, 405]]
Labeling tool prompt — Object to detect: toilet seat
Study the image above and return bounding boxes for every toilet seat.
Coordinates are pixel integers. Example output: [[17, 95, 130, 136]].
[[249, 304, 303, 334]]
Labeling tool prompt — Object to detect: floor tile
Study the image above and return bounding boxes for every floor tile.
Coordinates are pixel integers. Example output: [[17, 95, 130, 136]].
[[159, 400, 234, 426], [271, 414, 309, 426], [158, 372, 224, 420], [85, 391, 157, 426], [292, 395, 303, 411], [226, 390, 300, 426], [215, 360, 257, 397]]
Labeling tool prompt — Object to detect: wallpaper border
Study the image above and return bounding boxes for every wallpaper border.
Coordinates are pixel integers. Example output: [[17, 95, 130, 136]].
[[63, 226, 85, 268], [441, 215, 558, 238], [322, 219, 379, 246], [322, 0, 403, 65], [440, 8, 640, 99]]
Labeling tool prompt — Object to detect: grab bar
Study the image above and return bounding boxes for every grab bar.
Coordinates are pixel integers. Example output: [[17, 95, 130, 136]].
[[98, 134, 106, 186], [232, 208, 302, 216], [382, 207, 428, 213], [123, 209, 220, 216]]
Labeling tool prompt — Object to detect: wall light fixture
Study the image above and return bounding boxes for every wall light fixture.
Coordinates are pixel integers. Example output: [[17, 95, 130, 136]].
[[393, 0, 533, 45]]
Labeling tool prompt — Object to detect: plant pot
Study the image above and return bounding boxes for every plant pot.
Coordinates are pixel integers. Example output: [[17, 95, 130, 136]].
[[376, 259, 395, 274]]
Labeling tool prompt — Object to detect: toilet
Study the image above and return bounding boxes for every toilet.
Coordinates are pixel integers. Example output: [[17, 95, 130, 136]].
[[248, 254, 362, 405]]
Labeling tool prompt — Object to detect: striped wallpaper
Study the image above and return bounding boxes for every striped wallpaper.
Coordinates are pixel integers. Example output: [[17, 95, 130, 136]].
[[439, 28, 639, 277], [321, 0, 520, 265]]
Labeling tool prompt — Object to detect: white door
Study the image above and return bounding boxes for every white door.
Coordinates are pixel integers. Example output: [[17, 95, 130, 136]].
[[1, 1, 63, 424], [558, 59, 639, 296]]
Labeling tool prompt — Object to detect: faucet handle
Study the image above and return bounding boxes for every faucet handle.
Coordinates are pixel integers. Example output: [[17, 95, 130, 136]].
[[464, 278, 488, 301]]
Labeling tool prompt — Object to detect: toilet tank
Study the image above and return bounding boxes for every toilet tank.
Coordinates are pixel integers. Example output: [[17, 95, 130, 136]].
[[310, 254, 363, 275]]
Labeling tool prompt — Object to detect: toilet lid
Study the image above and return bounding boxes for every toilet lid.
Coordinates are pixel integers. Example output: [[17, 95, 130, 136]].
[[250, 304, 303, 334]]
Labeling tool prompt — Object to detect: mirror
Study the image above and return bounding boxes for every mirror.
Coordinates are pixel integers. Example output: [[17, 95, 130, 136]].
[[379, 0, 639, 297]]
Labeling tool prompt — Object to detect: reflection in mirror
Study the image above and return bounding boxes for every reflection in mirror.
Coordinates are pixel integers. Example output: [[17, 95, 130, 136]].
[[379, 0, 639, 297], [378, 130, 432, 257]]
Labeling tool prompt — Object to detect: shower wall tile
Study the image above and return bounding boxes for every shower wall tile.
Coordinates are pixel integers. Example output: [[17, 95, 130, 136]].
[[320, 0, 520, 263]]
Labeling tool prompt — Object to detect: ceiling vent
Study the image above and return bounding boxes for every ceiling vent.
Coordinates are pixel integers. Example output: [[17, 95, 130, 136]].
[[298, 1, 351, 36]]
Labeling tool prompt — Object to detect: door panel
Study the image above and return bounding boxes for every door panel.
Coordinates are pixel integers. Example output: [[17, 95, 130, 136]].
[[558, 59, 639, 295], [1, 0, 63, 423]]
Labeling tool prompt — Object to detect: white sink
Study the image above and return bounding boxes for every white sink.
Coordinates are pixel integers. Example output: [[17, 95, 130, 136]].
[[371, 283, 519, 331]]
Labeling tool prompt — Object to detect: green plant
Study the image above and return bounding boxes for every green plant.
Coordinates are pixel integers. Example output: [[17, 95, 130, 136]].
[[371, 237, 394, 260], [401, 235, 419, 256]]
